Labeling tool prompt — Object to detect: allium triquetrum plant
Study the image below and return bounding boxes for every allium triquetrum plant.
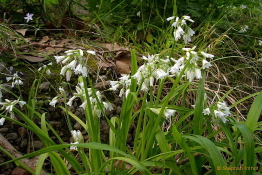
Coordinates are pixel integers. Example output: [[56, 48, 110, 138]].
[[0, 15, 262, 175]]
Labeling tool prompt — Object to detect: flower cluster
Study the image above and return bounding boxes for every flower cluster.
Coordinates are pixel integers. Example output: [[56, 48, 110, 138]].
[[110, 47, 213, 95], [66, 80, 113, 117], [203, 101, 231, 123], [167, 15, 195, 43], [0, 99, 26, 125], [70, 130, 84, 151], [239, 25, 249, 33], [6, 72, 23, 87], [109, 74, 131, 97], [132, 54, 170, 92], [55, 49, 95, 81]]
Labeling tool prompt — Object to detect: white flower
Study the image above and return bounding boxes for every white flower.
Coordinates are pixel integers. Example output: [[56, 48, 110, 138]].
[[174, 26, 184, 41], [203, 108, 210, 115], [67, 96, 77, 107], [240, 5, 247, 9], [66, 70, 72, 81], [214, 110, 228, 123], [183, 28, 195, 43], [24, 13, 34, 23], [154, 69, 169, 80], [54, 56, 66, 63], [103, 102, 113, 111], [0, 117, 5, 125], [49, 97, 58, 107], [60, 66, 67, 75], [67, 60, 77, 70], [74, 64, 83, 75], [70, 142, 79, 151], [125, 89, 130, 98], [87, 50, 96, 55], [137, 11, 141, 17], [79, 100, 87, 109], [259, 40, 262, 46], [164, 108, 176, 118], [71, 130, 83, 142], [82, 66, 88, 77], [119, 88, 125, 97], [61, 56, 71, 64], [166, 16, 175, 21], [186, 69, 195, 82], [239, 25, 249, 33], [182, 15, 194, 23], [109, 81, 119, 91], [6, 72, 23, 87], [201, 52, 214, 59], [202, 60, 212, 69], [195, 68, 202, 79]]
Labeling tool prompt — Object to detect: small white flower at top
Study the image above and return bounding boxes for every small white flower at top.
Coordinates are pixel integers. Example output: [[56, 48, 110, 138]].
[[24, 13, 34, 23], [167, 15, 195, 44], [6, 72, 23, 87], [240, 5, 247, 9]]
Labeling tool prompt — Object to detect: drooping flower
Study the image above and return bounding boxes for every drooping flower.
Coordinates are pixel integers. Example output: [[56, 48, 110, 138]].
[[0, 117, 5, 125], [202, 60, 212, 69], [49, 97, 58, 107], [203, 108, 210, 115]]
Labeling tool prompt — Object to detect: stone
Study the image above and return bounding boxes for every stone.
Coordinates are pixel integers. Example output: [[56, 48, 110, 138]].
[[40, 82, 51, 91], [49, 121, 61, 128], [32, 141, 44, 149], [6, 133, 18, 140], [20, 139, 28, 148], [0, 128, 9, 132], [73, 122, 81, 130], [18, 127, 27, 138]]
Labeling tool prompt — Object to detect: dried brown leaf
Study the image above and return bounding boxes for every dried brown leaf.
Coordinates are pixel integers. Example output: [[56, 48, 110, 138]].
[[39, 36, 50, 44], [16, 29, 28, 36], [21, 55, 45, 62]]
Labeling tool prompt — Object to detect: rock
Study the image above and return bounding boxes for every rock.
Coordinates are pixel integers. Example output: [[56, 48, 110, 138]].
[[6, 133, 18, 140], [18, 127, 27, 138], [20, 139, 28, 148], [49, 121, 61, 128], [73, 122, 81, 130], [0, 128, 9, 132], [116, 106, 122, 114], [39, 82, 51, 91], [32, 141, 44, 149]]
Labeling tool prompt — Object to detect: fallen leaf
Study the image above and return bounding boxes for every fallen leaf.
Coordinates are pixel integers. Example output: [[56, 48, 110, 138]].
[[97, 61, 115, 70], [57, 39, 70, 46], [39, 36, 50, 44], [21, 55, 45, 62], [115, 51, 131, 74], [16, 29, 28, 36], [97, 42, 129, 51]]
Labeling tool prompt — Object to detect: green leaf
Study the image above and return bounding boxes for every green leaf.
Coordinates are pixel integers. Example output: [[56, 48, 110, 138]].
[[185, 135, 230, 175], [36, 153, 49, 175], [233, 124, 255, 175], [245, 91, 262, 133]]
